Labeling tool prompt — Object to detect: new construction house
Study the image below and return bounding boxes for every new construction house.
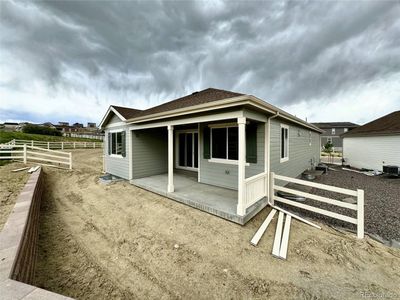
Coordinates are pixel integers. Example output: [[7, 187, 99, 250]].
[[99, 88, 323, 224]]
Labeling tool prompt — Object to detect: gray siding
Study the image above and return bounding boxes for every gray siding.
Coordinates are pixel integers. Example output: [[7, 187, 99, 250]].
[[108, 113, 123, 125], [132, 128, 168, 179], [104, 125, 130, 179], [199, 122, 265, 190], [270, 119, 320, 183]]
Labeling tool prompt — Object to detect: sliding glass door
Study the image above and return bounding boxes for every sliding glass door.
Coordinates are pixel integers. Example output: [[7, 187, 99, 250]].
[[177, 131, 198, 170]]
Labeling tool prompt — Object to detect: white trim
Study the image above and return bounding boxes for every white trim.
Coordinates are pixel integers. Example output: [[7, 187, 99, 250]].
[[128, 129, 133, 180], [208, 158, 250, 166], [167, 125, 174, 193], [197, 123, 200, 183], [110, 154, 124, 158], [210, 125, 240, 162], [124, 94, 322, 134], [280, 124, 289, 163], [99, 106, 127, 128], [129, 110, 244, 131], [175, 130, 199, 171]]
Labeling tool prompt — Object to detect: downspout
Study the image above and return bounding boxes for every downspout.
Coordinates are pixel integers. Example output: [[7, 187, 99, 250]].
[[266, 111, 279, 204]]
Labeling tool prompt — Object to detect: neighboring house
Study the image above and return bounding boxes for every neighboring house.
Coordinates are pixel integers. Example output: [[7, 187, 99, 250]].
[[99, 88, 322, 224], [312, 122, 359, 151], [342, 111, 400, 171], [2, 122, 19, 132]]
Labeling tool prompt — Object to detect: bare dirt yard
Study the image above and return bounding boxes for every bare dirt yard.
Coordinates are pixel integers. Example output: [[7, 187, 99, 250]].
[[0, 162, 30, 230], [30, 149, 399, 299]]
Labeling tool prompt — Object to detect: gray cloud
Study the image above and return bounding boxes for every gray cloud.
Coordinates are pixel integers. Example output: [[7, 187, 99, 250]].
[[0, 0, 399, 119]]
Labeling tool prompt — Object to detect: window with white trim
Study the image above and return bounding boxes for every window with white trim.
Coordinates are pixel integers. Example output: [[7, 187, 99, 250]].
[[110, 131, 123, 155], [280, 124, 289, 162], [344, 128, 348, 133], [332, 128, 336, 134], [211, 126, 238, 161]]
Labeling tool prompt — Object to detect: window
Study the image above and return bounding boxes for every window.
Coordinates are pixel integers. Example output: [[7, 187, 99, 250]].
[[309, 131, 312, 146], [344, 128, 348, 133], [109, 131, 125, 156], [211, 127, 238, 160], [327, 137, 332, 143], [280, 124, 289, 162], [332, 128, 336, 134]]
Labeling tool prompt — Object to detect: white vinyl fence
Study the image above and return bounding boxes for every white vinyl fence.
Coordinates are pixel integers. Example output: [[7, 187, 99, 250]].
[[0, 144, 72, 169], [270, 172, 364, 238], [8, 139, 102, 150]]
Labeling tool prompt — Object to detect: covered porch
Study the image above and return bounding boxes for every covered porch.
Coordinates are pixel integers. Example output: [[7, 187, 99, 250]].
[[131, 172, 268, 224]]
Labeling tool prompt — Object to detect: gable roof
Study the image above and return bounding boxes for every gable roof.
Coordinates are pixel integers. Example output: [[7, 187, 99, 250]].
[[342, 111, 400, 137], [111, 105, 142, 119], [312, 122, 359, 129]]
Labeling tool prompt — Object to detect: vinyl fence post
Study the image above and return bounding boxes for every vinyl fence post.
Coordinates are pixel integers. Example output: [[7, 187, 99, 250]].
[[69, 152, 72, 170], [357, 189, 364, 239], [84, 142, 87, 148], [61, 142, 64, 150], [47, 142, 50, 149], [269, 172, 275, 205], [23, 144, 27, 164], [93, 142, 95, 148]]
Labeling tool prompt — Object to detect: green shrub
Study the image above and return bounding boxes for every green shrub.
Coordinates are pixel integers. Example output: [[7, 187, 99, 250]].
[[22, 124, 62, 136]]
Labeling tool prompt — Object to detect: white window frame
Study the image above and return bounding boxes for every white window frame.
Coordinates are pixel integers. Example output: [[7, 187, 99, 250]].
[[332, 128, 336, 134], [208, 124, 250, 166], [175, 129, 199, 171], [109, 129, 124, 158], [280, 124, 289, 163], [344, 128, 348, 133], [327, 137, 332, 143]]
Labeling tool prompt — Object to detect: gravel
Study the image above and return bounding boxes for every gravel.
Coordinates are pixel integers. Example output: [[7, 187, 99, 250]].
[[280, 166, 400, 243]]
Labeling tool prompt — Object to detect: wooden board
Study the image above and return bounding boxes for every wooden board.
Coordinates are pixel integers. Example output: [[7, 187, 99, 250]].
[[279, 215, 292, 259], [272, 211, 284, 257], [251, 209, 277, 246]]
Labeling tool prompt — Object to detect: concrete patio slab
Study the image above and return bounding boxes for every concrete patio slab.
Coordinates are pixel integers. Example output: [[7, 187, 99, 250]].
[[131, 173, 267, 224]]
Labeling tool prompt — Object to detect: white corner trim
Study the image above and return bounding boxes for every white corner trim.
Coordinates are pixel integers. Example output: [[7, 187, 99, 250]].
[[109, 154, 124, 159], [99, 106, 127, 129], [208, 158, 250, 166]]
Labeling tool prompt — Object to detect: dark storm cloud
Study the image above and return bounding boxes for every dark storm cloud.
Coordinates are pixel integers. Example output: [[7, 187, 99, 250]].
[[1, 0, 399, 107]]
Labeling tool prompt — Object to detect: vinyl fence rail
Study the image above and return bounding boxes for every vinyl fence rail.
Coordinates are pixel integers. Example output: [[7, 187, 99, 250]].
[[0, 144, 72, 169], [270, 172, 364, 239], [8, 139, 103, 150]]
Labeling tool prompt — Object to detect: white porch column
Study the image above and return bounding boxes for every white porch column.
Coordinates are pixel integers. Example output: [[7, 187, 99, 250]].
[[167, 125, 174, 193], [237, 117, 246, 216]]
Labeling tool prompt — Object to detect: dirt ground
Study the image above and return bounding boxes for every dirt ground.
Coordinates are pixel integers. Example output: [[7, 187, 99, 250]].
[[30, 149, 400, 299], [0, 162, 30, 230]]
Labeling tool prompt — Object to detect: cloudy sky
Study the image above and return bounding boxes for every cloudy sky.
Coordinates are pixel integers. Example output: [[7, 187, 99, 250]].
[[1, 0, 399, 126]]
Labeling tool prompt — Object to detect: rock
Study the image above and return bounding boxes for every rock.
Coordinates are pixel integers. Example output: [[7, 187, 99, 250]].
[[174, 244, 179, 249]]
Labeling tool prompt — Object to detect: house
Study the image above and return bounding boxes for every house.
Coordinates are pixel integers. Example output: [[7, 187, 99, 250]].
[[312, 122, 359, 151], [99, 88, 322, 224], [342, 111, 400, 170], [2, 122, 19, 132]]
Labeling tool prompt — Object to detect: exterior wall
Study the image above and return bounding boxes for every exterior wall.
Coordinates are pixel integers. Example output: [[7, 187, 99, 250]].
[[321, 136, 342, 148], [270, 119, 320, 181], [132, 128, 168, 179], [104, 114, 130, 179], [343, 135, 400, 170], [199, 122, 265, 190]]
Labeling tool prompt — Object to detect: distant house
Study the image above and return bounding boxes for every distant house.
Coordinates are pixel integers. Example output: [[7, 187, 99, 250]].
[[342, 111, 400, 170], [2, 122, 19, 132], [58, 122, 69, 126], [99, 88, 322, 224], [73, 123, 84, 128], [87, 122, 97, 128], [312, 122, 359, 151]]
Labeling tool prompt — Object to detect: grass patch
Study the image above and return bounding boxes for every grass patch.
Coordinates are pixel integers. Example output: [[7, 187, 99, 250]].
[[0, 131, 103, 144]]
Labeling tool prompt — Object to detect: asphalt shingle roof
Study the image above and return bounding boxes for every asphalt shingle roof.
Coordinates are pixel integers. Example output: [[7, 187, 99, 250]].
[[342, 111, 400, 137]]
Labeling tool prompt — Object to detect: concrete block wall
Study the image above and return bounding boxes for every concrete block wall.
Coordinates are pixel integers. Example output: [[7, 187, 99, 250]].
[[0, 168, 73, 299]]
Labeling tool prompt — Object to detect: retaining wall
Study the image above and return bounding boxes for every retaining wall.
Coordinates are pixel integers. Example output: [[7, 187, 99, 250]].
[[0, 167, 72, 299]]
